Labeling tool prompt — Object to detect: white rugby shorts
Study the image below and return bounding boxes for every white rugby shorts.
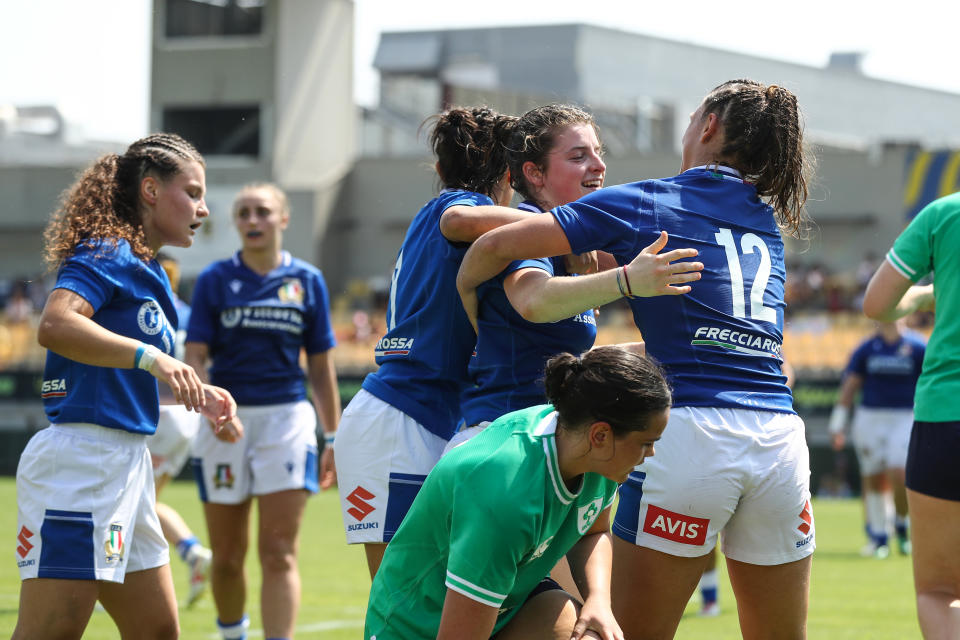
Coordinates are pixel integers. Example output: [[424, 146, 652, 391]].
[[191, 400, 319, 504], [335, 389, 448, 544], [851, 406, 913, 475], [16, 423, 169, 582], [148, 404, 202, 479], [612, 406, 815, 566]]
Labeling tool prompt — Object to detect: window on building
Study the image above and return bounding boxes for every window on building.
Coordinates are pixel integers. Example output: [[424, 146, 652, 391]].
[[163, 106, 260, 157], [165, 0, 265, 38]]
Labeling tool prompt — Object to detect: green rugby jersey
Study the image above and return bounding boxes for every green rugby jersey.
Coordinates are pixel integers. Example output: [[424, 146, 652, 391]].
[[365, 404, 617, 639], [888, 192, 960, 422]]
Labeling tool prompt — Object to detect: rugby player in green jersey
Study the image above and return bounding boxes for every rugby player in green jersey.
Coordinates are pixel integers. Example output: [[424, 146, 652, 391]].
[[365, 346, 671, 640]]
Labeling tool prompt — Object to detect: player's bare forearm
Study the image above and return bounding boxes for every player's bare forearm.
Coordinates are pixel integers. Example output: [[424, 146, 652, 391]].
[[439, 205, 536, 243], [308, 349, 341, 436]]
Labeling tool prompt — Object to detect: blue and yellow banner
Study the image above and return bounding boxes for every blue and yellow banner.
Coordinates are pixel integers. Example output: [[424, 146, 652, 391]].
[[903, 149, 960, 219]]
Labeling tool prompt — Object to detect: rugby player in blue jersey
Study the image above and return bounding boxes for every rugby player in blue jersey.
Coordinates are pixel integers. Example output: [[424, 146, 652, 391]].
[[186, 183, 340, 640], [13, 134, 241, 640], [458, 80, 814, 639], [334, 106, 529, 579], [829, 320, 925, 557]]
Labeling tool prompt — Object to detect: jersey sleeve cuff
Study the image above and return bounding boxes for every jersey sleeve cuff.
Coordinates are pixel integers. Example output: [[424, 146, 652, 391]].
[[445, 571, 507, 609]]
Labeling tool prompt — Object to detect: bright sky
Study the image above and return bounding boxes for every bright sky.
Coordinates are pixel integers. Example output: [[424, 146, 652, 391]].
[[2, 0, 959, 142]]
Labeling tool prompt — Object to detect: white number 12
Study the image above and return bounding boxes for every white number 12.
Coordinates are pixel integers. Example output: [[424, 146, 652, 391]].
[[714, 227, 777, 323]]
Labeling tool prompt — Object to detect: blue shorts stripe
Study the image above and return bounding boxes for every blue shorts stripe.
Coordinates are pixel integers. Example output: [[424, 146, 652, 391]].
[[304, 446, 319, 494], [191, 457, 208, 503], [612, 471, 646, 543], [383, 473, 428, 541], [38, 509, 96, 580]]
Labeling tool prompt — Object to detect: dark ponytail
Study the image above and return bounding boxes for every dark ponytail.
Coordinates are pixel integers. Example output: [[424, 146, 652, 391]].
[[701, 79, 813, 238], [424, 106, 517, 197], [544, 346, 671, 436]]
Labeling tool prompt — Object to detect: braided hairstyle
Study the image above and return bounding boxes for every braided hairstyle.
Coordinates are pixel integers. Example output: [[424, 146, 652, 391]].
[[508, 104, 602, 208], [543, 346, 671, 436], [424, 106, 518, 197], [44, 133, 204, 269], [701, 79, 813, 237]]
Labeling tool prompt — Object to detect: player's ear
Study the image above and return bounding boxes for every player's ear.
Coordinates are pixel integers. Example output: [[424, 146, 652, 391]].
[[589, 421, 612, 449], [141, 176, 159, 206]]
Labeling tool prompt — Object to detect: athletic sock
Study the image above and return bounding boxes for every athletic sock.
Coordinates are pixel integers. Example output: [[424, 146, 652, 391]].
[[864, 491, 888, 546], [895, 517, 909, 539], [218, 615, 250, 640], [175, 535, 199, 562], [699, 569, 719, 605]]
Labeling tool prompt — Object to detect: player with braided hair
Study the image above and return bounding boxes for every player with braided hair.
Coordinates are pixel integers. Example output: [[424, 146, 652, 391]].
[[13, 133, 241, 639], [458, 79, 815, 639]]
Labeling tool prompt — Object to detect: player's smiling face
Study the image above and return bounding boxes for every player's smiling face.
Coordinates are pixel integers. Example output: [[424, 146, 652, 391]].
[[234, 187, 289, 252], [142, 160, 208, 251], [533, 123, 605, 209]]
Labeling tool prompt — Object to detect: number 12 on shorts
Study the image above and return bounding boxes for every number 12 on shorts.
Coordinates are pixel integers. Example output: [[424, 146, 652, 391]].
[[715, 227, 777, 323]]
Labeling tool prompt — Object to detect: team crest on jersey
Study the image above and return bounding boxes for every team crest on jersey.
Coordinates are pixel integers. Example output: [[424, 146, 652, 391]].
[[137, 300, 165, 336], [577, 498, 603, 534], [277, 278, 304, 304], [229, 279, 243, 294], [213, 464, 235, 489], [104, 523, 124, 563], [277, 278, 303, 304]]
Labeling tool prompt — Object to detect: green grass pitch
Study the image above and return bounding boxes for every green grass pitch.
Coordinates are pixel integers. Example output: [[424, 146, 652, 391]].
[[0, 479, 920, 638]]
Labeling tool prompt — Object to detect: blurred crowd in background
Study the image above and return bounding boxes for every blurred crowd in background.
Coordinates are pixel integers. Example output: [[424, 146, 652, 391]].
[[0, 247, 932, 376]]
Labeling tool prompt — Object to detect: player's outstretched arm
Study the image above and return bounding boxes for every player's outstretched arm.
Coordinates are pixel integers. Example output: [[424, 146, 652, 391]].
[[439, 205, 537, 243], [457, 215, 574, 330]]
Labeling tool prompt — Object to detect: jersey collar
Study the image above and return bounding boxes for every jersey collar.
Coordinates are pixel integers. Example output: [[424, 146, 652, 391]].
[[518, 200, 545, 213], [685, 164, 745, 182], [536, 411, 582, 504], [231, 250, 292, 271]]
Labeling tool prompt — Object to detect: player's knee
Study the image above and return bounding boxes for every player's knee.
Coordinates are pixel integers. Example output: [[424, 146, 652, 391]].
[[553, 594, 582, 635], [258, 541, 297, 573], [211, 549, 245, 577]]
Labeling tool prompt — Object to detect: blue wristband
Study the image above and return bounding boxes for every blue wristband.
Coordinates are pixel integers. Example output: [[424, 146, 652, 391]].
[[324, 433, 336, 446], [134, 343, 146, 369]]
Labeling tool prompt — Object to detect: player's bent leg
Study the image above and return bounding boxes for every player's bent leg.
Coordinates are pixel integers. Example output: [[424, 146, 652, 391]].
[[725, 555, 810, 640], [364, 542, 387, 579], [257, 488, 309, 639], [908, 489, 960, 640], [12, 577, 99, 640], [495, 587, 580, 640], [610, 537, 709, 640], [99, 564, 179, 639], [204, 500, 252, 626]]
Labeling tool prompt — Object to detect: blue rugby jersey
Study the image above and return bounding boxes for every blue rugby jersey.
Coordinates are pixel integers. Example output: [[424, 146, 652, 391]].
[[845, 332, 926, 409], [552, 166, 794, 413], [461, 201, 597, 426], [361, 190, 493, 440], [187, 251, 336, 406], [42, 239, 177, 434]]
